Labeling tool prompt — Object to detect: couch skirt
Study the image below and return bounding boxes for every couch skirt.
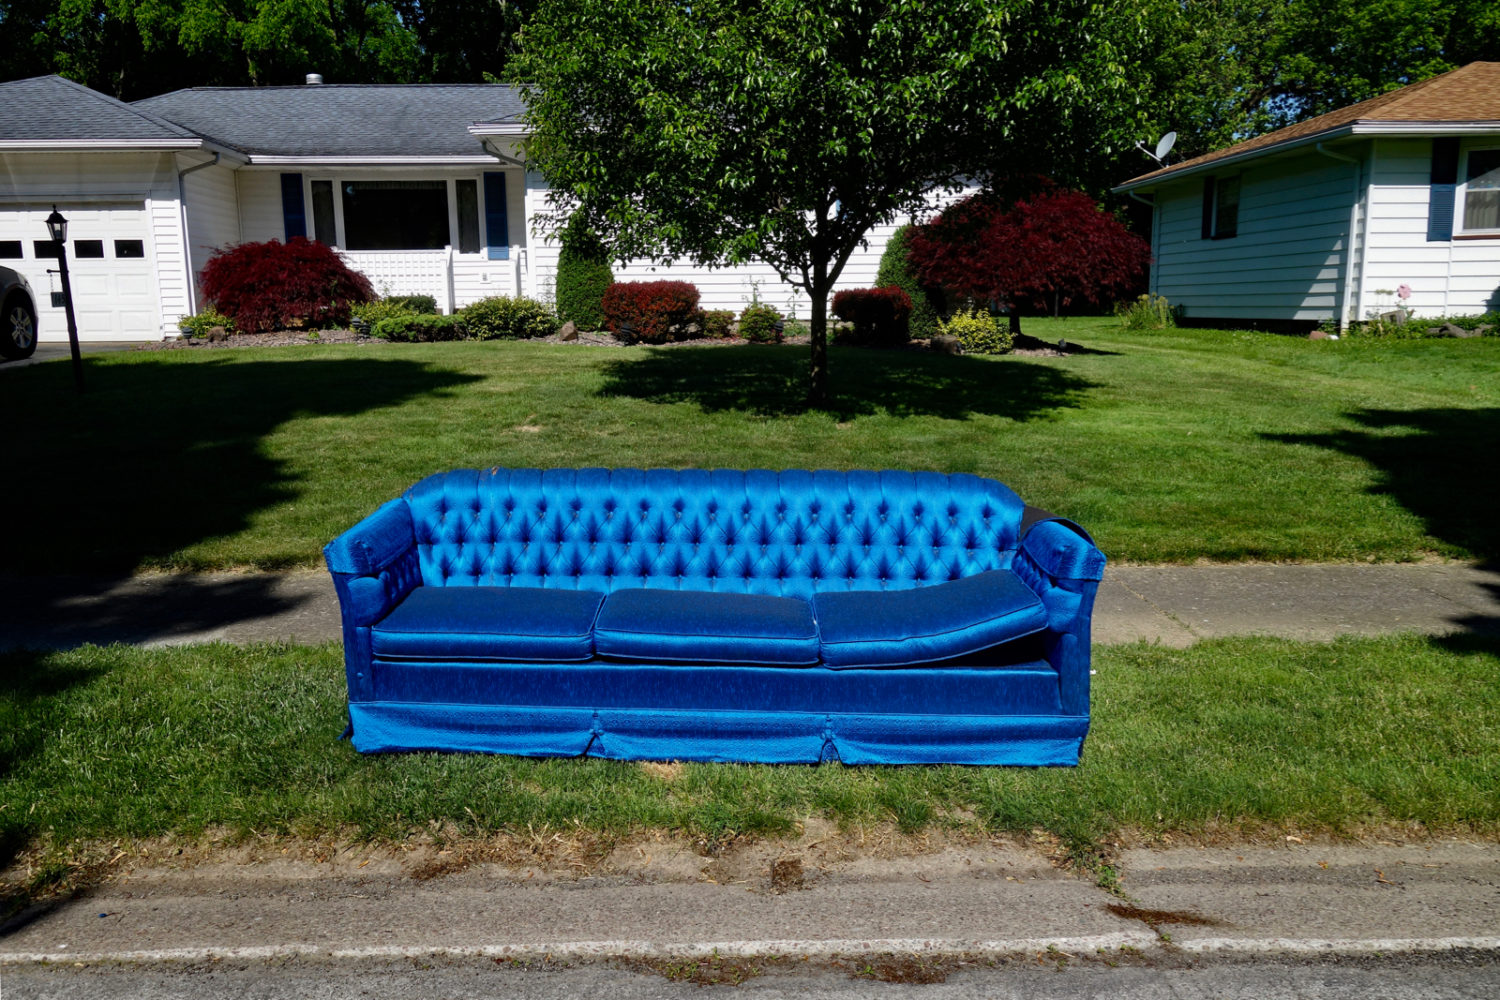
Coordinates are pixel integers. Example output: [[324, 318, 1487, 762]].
[[347, 656, 1089, 765]]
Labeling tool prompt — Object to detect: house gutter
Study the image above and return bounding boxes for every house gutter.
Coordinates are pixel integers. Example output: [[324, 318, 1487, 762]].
[[176, 152, 220, 317], [1315, 142, 1363, 332]]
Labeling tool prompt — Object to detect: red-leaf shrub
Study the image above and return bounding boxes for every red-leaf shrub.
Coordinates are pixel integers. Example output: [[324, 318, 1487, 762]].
[[601, 280, 701, 343], [201, 238, 376, 333], [907, 181, 1150, 333], [832, 286, 914, 346]]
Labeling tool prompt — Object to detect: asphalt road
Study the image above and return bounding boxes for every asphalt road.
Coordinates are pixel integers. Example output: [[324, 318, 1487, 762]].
[[7, 951, 1499, 999]]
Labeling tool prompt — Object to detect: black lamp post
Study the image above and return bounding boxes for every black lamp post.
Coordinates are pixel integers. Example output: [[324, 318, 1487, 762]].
[[45, 205, 84, 392]]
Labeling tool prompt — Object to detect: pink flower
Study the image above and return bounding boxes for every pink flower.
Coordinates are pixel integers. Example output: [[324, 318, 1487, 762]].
[[1397, 283, 1412, 300]]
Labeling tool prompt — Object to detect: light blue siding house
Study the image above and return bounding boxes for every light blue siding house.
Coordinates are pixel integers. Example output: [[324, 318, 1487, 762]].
[[1114, 62, 1500, 331]]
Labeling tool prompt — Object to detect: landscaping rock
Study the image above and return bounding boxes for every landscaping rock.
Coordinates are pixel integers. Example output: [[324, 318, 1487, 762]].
[[1476, 324, 1493, 337], [1426, 327, 1443, 336], [1438, 322, 1469, 338], [558, 320, 579, 341], [930, 334, 962, 354]]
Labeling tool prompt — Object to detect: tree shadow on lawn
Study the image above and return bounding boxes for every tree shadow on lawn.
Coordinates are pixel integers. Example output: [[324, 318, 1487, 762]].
[[1268, 407, 1500, 639], [597, 345, 1098, 421], [1, 355, 480, 574]]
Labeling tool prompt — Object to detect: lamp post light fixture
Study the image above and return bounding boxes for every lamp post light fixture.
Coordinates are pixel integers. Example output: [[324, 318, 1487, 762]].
[[45, 205, 84, 392]]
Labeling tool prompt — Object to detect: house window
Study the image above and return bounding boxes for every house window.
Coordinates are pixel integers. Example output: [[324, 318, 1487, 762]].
[[0, 241, 21, 259], [310, 180, 337, 245], [32, 241, 60, 259], [1202, 175, 1239, 239], [1460, 148, 1500, 233], [341, 180, 451, 250], [74, 240, 104, 258], [114, 239, 145, 258]]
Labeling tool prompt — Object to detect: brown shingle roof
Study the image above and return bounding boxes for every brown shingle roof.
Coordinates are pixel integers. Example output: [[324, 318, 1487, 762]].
[[1119, 62, 1500, 189]]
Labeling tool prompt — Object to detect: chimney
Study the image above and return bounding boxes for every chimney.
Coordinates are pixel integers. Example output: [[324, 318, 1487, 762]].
[[305, 73, 324, 85]]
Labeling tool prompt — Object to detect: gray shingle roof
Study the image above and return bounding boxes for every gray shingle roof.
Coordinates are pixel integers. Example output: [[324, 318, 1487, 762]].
[[133, 84, 527, 157], [0, 75, 202, 142]]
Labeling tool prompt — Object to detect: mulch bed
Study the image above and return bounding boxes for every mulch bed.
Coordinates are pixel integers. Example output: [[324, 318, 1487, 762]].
[[138, 328, 1080, 357]]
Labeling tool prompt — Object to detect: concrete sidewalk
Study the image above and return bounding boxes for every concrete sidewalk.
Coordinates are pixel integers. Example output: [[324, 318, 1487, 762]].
[[2, 562, 1496, 651], [2, 839, 1495, 966]]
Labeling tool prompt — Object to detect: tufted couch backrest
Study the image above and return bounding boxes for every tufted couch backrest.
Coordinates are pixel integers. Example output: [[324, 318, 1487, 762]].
[[403, 468, 1027, 599]]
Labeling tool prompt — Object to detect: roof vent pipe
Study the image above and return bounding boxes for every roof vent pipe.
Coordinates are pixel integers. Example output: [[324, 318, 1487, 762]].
[[305, 73, 324, 85]]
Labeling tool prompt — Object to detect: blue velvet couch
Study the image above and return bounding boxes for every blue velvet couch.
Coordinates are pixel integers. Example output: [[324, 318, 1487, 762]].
[[323, 468, 1106, 765]]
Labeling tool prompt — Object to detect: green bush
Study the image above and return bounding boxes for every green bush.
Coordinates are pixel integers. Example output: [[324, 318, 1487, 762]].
[[385, 295, 437, 315], [370, 313, 466, 343], [702, 309, 736, 339], [875, 224, 942, 339], [1440, 311, 1499, 331], [1345, 317, 1427, 340], [460, 296, 557, 340], [555, 216, 614, 329], [940, 308, 1013, 355], [783, 319, 810, 339], [178, 308, 235, 339], [738, 304, 783, 343], [351, 297, 424, 327]]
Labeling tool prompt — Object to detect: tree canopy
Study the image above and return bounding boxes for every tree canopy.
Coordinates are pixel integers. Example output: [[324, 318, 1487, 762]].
[[513, 0, 1153, 403]]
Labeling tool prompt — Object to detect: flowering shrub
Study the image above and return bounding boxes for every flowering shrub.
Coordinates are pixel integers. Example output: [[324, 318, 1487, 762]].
[[601, 280, 701, 343], [738, 304, 782, 343], [939, 308, 1012, 355], [461, 296, 557, 340], [831, 286, 913, 346], [200, 237, 375, 333]]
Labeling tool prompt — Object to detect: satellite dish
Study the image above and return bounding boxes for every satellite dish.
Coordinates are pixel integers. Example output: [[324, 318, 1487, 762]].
[[1136, 131, 1178, 166]]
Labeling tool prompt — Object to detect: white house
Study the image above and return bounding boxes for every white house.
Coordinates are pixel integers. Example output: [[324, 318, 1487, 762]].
[[0, 74, 920, 344], [1113, 62, 1500, 331]]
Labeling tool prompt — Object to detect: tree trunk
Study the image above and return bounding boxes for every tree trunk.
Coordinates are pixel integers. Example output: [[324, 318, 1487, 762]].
[[807, 264, 831, 407], [1009, 310, 1022, 337]]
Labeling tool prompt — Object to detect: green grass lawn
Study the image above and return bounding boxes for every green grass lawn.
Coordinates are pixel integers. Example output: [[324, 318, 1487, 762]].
[[4, 320, 1497, 572], [3, 634, 1495, 855]]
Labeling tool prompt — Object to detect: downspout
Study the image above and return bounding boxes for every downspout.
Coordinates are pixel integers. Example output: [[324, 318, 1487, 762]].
[[1127, 190, 1158, 295], [1316, 143, 1361, 331], [176, 152, 220, 317]]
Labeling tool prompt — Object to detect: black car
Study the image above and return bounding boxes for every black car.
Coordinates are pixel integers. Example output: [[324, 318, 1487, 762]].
[[1, 265, 38, 360]]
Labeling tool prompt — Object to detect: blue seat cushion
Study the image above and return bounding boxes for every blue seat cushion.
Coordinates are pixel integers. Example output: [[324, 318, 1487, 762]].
[[595, 589, 820, 666], [813, 570, 1048, 668], [372, 586, 604, 662]]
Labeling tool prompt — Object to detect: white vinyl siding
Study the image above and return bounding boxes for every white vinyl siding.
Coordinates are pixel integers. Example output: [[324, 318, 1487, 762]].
[[1150, 151, 1357, 321], [1358, 137, 1500, 319], [179, 160, 240, 314]]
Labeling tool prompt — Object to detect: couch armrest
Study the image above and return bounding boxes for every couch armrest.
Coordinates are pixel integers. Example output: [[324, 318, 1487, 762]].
[[323, 498, 416, 576], [1014, 511, 1107, 719]]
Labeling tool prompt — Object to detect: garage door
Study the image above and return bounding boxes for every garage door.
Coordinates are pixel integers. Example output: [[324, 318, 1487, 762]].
[[0, 203, 160, 341]]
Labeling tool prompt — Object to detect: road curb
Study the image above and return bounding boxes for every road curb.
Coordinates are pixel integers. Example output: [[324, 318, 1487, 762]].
[[7, 933, 1500, 966]]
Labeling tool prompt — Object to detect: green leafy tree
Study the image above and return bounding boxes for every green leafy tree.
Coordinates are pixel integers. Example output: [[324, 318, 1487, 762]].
[[513, 0, 1151, 405]]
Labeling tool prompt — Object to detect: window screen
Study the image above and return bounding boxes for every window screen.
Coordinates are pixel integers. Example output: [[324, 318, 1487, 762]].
[[341, 180, 450, 250], [311, 180, 337, 245], [1463, 149, 1500, 231], [456, 179, 481, 254], [74, 239, 104, 258]]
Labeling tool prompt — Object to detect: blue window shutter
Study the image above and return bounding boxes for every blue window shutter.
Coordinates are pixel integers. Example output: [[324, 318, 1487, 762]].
[[1427, 138, 1459, 242], [280, 173, 306, 242], [484, 172, 510, 260]]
